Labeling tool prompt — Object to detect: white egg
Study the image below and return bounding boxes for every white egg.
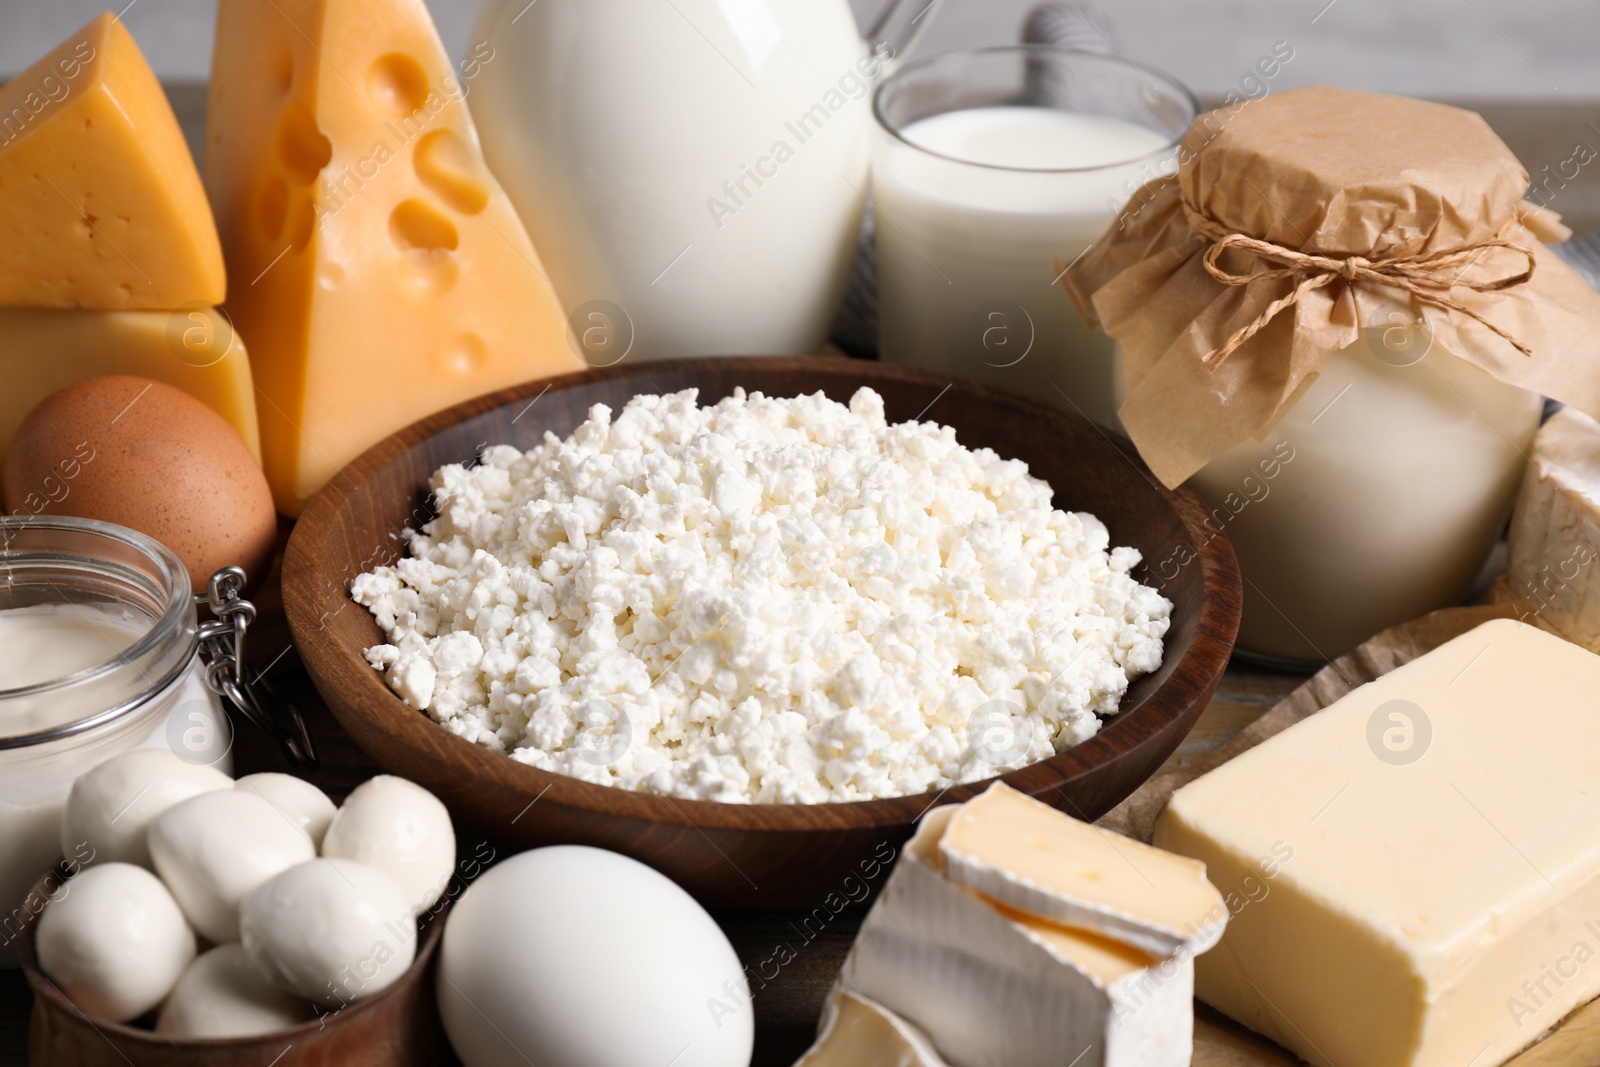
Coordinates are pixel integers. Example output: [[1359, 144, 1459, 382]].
[[235, 773, 337, 850], [156, 943, 317, 1038], [322, 776, 454, 913], [438, 847, 753, 1067], [36, 862, 196, 1022], [240, 858, 416, 1008], [148, 790, 317, 943], [60, 749, 233, 868]]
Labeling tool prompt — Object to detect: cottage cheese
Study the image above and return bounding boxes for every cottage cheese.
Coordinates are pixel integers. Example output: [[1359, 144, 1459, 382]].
[[351, 388, 1171, 804]]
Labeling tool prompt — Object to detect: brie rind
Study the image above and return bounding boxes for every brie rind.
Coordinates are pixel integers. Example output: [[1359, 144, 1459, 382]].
[[1504, 406, 1600, 652], [841, 805, 1195, 1067], [795, 988, 952, 1067], [938, 782, 1227, 956]]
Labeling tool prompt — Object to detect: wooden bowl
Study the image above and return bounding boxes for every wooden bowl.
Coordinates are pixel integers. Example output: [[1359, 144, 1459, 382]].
[[284, 357, 1241, 909], [16, 873, 448, 1066]]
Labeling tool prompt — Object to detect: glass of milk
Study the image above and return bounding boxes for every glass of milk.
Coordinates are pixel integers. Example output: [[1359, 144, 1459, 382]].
[[0, 518, 232, 965], [873, 48, 1196, 428]]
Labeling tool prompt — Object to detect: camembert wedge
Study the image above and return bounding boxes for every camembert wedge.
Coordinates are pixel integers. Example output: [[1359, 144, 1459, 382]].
[[840, 800, 1205, 1067], [940, 782, 1226, 956], [1502, 406, 1600, 651], [205, 0, 581, 514]]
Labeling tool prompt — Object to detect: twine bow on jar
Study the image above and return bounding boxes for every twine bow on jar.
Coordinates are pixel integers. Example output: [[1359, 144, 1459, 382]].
[[1180, 199, 1539, 369]]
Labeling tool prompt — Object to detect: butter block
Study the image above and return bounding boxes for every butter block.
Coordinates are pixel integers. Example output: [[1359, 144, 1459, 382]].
[[1156, 618, 1600, 1067], [1503, 407, 1600, 651], [841, 797, 1206, 1067], [795, 989, 952, 1067], [0, 308, 259, 484], [0, 14, 226, 308], [205, 0, 582, 514], [941, 782, 1226, 956]]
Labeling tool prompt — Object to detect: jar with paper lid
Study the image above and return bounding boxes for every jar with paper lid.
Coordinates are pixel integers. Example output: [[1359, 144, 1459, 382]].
[[0, 517, 311, 965], [1069, 87, 1600, 665]]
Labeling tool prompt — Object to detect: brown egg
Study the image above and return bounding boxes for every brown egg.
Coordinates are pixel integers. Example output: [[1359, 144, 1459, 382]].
[[3, 375, 276, 593]]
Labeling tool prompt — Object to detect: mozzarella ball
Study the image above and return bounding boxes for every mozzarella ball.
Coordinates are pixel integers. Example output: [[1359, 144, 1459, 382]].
[[235, 774, 337, 850], [148, 791, 317, 943], [36, 863, 196, 1022], [240, 859, 416, 1007], [61, 749, 232, 868], [439, 847, 753, 1067], [322, 776, 454, 913], [156, 944, 316, 1038]]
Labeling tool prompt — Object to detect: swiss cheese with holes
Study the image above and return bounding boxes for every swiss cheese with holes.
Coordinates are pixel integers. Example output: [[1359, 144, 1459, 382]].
[[205, 0, 579, 514]]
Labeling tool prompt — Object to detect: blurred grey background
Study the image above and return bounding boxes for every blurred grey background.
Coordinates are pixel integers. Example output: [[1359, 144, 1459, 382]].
[[2, 0, 1597, 100], [4, 0, 1597, 232]]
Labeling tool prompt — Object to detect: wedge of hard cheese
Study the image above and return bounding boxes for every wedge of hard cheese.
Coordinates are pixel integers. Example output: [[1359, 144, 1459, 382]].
[[941, 782, 1227, 956], [1503, 407, 1600, 651], [1156, 618, 1600, 1067], [205, 0, 581, 514], [0, 14, 225, 308], [840, 797, 1207, 1067], [795, 989, 951, 1067], [0, 309, 258, 483]]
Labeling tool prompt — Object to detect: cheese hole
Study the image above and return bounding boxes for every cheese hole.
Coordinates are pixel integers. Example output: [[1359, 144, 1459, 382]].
[[276, 102, 332, 183], [367, 53, 431, 117], [413, 130, 489, 215], [446, 334, 487, 374], [398, 249, 459, 295], [273, 50, 294, 95], [258, 176, 288, 239], [389, 199, 459, 252], [286, 194, 316, 253]]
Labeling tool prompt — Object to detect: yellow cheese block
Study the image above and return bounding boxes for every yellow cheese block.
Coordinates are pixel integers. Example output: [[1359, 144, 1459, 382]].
[[1157, 618, 1600, 1067], [0, 14, 226, 309], [205, 0, 581, 515], [0, 308, 260, 497]]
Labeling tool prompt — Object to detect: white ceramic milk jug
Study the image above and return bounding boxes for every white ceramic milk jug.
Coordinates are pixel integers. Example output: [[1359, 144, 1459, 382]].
[[468, 0, 938, 362]]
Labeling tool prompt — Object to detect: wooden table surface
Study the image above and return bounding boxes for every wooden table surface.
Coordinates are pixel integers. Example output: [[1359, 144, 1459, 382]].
[[2, 86, 1592, 1066]]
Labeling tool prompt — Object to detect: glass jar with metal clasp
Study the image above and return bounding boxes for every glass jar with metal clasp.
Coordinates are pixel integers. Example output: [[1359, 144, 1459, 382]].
[[0, 516, 314, 965]]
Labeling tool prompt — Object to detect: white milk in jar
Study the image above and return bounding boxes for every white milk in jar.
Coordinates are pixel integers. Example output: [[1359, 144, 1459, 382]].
[[1069, 88, 1599, 667], [1124, 341, 1542, 664]]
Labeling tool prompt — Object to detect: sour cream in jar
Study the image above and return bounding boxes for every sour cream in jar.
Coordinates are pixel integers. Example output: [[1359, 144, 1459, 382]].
[[0, 519, 231, 966]]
